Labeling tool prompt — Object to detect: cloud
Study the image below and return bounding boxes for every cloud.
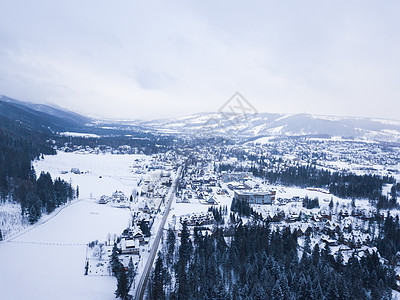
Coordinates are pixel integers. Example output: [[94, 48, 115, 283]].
[[0, 0, 399, 120]]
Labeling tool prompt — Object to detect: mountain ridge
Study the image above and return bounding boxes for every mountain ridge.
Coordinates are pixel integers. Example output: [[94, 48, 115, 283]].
[[1, 95, 400, 143], [137, 111, 400, 143]]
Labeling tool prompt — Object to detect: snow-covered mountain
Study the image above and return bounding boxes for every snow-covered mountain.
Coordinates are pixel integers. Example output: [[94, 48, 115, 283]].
[[2, 94, 400, 143], [138, 112, 400, 143]]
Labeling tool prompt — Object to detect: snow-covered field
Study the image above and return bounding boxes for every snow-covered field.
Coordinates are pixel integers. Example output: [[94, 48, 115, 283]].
[[33, 152, 152, 199], [0, 152, 149, 300], [0, 199, 131, 300]]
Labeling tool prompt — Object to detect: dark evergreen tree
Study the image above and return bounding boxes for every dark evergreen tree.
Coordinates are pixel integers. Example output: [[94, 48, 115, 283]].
[[302, 196, 319, 209], [175, 222, 192, 299], [26, 192, 42, 224], [166, 228, 176, 265], [140, 221, 151, 237], [329, 198, 334, 210], [149, 254, 167, 300], [127, 257, 135, 289], [110, 243, 121, 276], [114, 262, 131, 299]]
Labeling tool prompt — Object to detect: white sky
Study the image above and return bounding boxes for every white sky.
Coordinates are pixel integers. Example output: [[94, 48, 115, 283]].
[[0, 1, 399, 120]]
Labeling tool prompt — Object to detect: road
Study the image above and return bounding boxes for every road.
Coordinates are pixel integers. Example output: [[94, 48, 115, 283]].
[[134, 166, 182, 300]]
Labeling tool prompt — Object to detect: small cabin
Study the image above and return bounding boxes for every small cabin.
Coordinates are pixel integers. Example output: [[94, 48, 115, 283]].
[[71, 168, 81, 174]]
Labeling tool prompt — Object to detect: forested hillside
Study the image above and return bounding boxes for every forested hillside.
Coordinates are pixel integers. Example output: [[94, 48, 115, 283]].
[[148, 222, 395, 299], [0, 113, 74, 226], [248, 164, 396, 202], [0, 113, 54, 196]]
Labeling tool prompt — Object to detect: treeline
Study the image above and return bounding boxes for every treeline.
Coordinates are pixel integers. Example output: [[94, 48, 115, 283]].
[[19, 172, 74, 224], [208, 206, 227, 225], [328, 173, 393, 200], [302, 196, 320, 209], [56, 133, 177, 155], [377, 214, 400, 264], [0, 115, 76, 224], [231, 197, 252, 217], [231, 198, 263, 221], [250, 165, 395, 200], [0, 115, 54, 201], [148, 222, 394, 299]]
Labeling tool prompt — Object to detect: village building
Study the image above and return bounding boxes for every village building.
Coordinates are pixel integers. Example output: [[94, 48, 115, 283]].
[[221, 171, 251, 183], [111, 191, 126, 202], [207, 196, 218, 205], [71, 168, 81, 174], [180, 212, 215, 226], [120, 238, 140, 255], [98, 195, 109, 204], [234, 190, 276, 205]]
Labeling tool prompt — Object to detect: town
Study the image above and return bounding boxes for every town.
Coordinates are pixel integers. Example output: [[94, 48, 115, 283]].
[[42, 136, 400, 298]]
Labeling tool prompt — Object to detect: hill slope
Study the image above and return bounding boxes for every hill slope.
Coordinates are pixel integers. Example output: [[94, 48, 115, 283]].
[[0, 95, 91, 133]]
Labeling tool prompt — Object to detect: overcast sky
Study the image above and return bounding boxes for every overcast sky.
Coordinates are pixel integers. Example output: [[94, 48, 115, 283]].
[[0, 1, 399, 120]]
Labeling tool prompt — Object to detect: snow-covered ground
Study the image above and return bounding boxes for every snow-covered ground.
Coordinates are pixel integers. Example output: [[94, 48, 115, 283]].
[[33, 152, 152, 199], [0, 152, 152, 299], [0, 199, 131, 300], [0, 202, 29, 239]]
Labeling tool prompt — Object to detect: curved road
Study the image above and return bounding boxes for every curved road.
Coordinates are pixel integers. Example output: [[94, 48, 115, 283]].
[[134, 166, 182, 300]]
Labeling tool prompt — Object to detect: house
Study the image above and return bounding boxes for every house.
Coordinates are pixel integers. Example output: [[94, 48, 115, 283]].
[[180, 212, 215, 226], [122, 228, 145, 244], [142, 203, 151, 214], [98, 195, 109, 204], [112, 191, 126, 202], [321, 237, 338, 246], [71, 168, 81, 174], [234, 190, 276, 205], [227, 182, 249, 190], [286, 213, 300, 222], [221, 172, 251, 183], [120, 238, 139, 255], [207, 196, 218, 205]]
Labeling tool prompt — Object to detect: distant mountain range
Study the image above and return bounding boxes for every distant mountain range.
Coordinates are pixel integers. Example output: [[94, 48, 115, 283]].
[[1, 95, 400, 143], [138, 112, 400, 143]]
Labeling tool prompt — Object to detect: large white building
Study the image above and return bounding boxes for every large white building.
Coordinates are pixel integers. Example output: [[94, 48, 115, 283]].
[[234, 190, 276, 205]]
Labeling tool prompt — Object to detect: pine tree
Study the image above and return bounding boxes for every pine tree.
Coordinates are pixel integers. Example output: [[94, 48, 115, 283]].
[[303, 233, 311, 255], [166, 228, 176, 265], [175, 222, 192, 299], [0, 172, 8, 201], [271, 280, 284, 300], [140, 221, 151, 237], [329, 198, 334, 210], [178, 222, 192, 264], [151, 254, 166, 300], [111, 243, 120, 276], [127, 257, 135, 289], [26, 192, 42, 224], [115, 263, 131, 299]]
